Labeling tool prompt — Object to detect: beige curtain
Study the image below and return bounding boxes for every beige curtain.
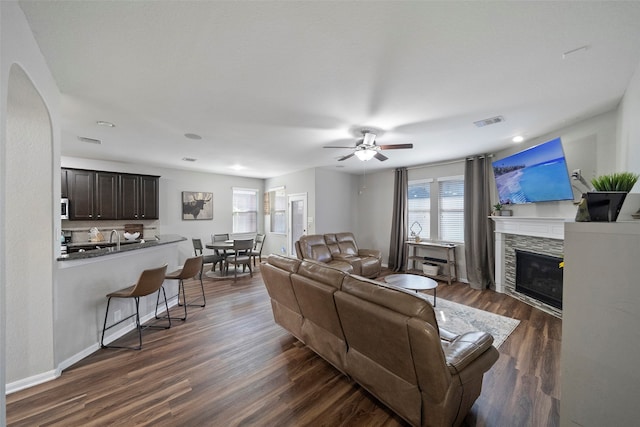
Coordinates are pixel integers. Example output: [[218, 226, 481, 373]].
[[388, 168, 408, 272], [464, 156, 495, 289]]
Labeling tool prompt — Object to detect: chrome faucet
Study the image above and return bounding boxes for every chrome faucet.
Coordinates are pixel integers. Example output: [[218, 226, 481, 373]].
[[109, 229, 121, 250]]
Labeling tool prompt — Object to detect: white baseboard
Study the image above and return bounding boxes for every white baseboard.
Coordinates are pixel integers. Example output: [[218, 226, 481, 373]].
[[5, 369, 58, 395], [5, 297, 179, 394]]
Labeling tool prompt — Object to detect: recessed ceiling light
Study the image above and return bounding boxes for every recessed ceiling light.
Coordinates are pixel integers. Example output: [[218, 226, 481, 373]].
[[78, 136, 102, 144], [96, 121, 115, 127], [182, 157, 197, 162], [184, 133, 202, 140], [512, 135, 524, 143], [229, 164, 246, 171]]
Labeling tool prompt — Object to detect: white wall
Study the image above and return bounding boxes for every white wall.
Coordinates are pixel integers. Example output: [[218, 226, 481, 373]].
[[62, 156, 264, 262], [1, 1, 62, 414], [617, 58, 640, 178]]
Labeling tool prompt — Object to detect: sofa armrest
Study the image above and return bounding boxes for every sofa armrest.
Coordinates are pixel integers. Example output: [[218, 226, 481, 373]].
[[332, 254, 362, 275], [443, 331, 494, 374], [358, 249, 382, 259], [439, 327, 458, 342]]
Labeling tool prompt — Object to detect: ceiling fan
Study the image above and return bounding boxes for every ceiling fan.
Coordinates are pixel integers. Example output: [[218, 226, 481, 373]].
[[324, 130, 413, 162]]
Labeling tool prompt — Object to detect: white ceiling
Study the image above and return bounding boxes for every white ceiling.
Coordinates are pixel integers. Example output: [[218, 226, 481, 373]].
[[19, 1, 640, 178]]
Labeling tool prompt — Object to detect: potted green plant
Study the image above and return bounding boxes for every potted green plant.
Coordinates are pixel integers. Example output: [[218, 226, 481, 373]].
[[585, 172, 639, 222], [492, 203, 503, 216]]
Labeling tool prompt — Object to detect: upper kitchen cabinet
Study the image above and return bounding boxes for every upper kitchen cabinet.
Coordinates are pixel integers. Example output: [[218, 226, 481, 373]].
[[61, 168, 69, 199], [66, 169, 95, 220], [62, 168, 159, 221], [95, 171, 119, 220], [119, 173, 159, 220]]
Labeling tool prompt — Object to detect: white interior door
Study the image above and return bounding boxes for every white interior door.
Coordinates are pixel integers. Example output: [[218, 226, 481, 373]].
[[288, 193, 307, 257]]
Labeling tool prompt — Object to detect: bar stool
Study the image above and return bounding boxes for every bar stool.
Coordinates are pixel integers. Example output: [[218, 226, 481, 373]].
[[101, 264, 170, 350], [156, 255, 204, 321]]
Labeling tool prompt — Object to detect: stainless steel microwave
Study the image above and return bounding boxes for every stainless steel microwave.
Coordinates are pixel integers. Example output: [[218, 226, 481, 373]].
[[61, 198, 69, 219]]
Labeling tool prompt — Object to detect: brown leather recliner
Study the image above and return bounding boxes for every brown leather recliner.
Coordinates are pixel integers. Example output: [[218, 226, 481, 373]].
[[261, 254, 500, 427], [296, 232, 382, 278]]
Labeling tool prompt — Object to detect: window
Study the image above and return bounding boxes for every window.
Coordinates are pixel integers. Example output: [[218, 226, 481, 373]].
[[438, 177, 464, 242], [232, 187, 258, 233], [407, 179, 431, 240], [269, 187, 286, 234]]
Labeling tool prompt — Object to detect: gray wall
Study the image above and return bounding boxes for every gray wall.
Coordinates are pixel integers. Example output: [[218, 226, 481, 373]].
[[314, 168, 358, 234]]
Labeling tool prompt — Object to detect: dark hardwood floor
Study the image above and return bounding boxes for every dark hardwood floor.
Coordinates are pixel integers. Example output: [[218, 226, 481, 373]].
[[6, 265, 561, 426]]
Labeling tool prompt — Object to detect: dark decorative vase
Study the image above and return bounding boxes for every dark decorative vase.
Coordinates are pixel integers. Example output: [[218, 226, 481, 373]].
[[585, 191, 628, 222]]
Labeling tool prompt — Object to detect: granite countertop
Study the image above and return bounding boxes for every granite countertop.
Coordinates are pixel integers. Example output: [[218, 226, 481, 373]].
[[58, 234, 186, 261]]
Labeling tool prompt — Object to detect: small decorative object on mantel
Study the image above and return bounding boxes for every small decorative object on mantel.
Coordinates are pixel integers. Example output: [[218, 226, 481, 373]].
[[632, 209, 640, 220], [493, 202, 513, 216], [574, 194, 591, 222], [585, 172, 639, 222]]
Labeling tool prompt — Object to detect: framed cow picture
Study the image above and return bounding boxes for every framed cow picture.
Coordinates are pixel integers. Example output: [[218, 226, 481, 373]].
[[182, 191, 213, 220]]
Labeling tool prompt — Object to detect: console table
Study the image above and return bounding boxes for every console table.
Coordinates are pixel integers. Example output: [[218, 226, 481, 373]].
[[404, 241, 458, 285]]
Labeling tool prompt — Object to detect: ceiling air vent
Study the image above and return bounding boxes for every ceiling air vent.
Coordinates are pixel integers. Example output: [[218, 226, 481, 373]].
[[77, 136, 102, 144], [474, 116, 505, 128]]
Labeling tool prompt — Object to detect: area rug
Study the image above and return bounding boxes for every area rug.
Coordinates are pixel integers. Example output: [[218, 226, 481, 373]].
[[434, 298, 520, 348]]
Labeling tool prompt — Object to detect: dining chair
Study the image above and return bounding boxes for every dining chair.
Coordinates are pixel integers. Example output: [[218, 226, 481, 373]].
[[250, 234, 266, 266], [101, 264, 170, 350], [156, 255, 204, 321], [193, 238, 224, 274], [224, 238, 254, 282], [212, 233, 231, 258]]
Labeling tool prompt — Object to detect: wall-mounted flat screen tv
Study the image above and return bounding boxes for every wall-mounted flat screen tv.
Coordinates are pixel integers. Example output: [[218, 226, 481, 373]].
[[492, 137, 574, 204]]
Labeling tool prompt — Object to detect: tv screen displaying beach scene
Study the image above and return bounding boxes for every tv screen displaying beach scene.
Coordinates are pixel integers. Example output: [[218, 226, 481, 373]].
[[492, 137, 574, 205]]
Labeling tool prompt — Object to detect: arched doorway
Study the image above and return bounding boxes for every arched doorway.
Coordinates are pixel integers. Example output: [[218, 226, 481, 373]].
[[3, 64, 55, 396]]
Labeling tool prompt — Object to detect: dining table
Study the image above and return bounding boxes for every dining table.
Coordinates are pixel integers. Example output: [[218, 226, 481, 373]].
[[205, 239, 251, 279]]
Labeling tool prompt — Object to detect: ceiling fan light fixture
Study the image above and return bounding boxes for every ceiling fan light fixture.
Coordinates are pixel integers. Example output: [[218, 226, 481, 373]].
[[362, 132, 376, 145], [355, 148, 376, 161]]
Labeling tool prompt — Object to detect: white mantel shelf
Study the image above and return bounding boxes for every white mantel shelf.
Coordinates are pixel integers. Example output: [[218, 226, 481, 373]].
[[491, 216, 572, 295], [490, 216, 573, 240]]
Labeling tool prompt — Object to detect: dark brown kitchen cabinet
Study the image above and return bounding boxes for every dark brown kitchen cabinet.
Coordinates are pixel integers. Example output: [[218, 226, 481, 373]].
[[61, 169, 69, 198], [62, 168, 159, 221], [119, 174, 159, 220], [66, 169, 95, 220], [94, 172, 118, 220]]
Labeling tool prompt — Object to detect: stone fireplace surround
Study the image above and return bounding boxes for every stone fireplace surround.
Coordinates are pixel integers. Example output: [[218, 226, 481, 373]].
[[492, 216, 569, 318]]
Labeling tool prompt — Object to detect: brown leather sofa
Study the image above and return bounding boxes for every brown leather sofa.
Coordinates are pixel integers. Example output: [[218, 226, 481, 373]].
[[261, 254, 499, 427], [295, 232, 382, 278]]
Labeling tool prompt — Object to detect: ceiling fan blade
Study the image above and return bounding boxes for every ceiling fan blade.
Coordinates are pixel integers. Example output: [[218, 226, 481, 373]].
[[374, 152, 389, 161], [338, 153, 355, 161], [377, 143, 414, 150], [324, 145, 357, 149]]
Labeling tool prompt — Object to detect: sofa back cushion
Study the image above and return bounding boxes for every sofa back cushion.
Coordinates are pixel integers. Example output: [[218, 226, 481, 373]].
[[262, 255, 304, 339], [323, 233, 340, 256], [291, 261, 349, 371], [298, 234, 333, 263], [335, 232, 359, 256]]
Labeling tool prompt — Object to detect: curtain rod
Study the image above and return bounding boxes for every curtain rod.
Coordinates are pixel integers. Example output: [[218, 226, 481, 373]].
[[404, 153, 493, 171]]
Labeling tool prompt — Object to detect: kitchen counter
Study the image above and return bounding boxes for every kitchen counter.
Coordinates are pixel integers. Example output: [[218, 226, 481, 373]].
[[58, 234, 186, 261], [54, 234, 185, 370]]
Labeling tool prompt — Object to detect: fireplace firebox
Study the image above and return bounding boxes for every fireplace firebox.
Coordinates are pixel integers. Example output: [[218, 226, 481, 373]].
[[515, 250, 563, 309]]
